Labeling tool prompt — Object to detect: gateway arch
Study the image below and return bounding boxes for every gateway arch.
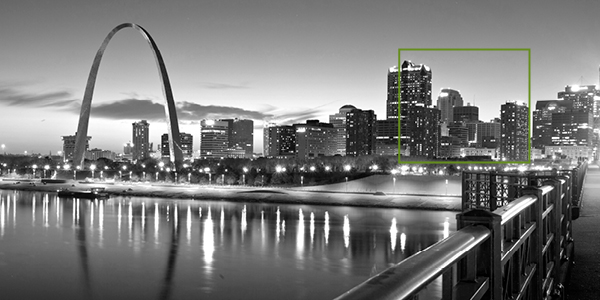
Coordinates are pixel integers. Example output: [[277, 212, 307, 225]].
[[73, 23, 183, 167]]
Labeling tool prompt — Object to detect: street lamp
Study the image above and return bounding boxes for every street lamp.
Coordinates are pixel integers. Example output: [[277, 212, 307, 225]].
[[204, 167, 211, 185], [345, 176, 348, 192], [32, 164, 38, 179], [243, 167, 248, 185], [44, 165, 49, 178], [445, 179, 449, 195], [301, 175, 304, 186], [90, 164, 96, 179], [391, 169, 398, 193]]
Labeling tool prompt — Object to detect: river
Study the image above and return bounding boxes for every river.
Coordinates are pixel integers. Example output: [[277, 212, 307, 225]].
[[0, 190, 456, 300]]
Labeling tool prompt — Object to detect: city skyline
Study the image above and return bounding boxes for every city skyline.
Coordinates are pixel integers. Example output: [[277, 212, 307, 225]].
[[2, 1, 600, 154]]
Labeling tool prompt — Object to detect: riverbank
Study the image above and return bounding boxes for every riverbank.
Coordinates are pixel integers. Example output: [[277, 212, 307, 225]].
[[0, 179, 462, 211]]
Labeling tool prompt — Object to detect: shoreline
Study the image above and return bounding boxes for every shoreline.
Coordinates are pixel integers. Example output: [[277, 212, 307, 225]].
[[0, 179, 462, 211]]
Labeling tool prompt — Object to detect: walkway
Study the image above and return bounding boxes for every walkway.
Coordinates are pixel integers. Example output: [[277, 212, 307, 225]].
[[567, 164, 600, 300]]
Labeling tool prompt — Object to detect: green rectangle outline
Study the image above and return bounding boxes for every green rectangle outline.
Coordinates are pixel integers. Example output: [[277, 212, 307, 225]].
[[397, 48, 531, 164]]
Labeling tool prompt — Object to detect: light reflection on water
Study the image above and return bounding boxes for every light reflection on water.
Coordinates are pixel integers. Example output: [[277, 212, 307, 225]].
[[0, 190, 456, 300]]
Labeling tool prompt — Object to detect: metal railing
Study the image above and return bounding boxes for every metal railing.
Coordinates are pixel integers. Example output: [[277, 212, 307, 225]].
[[336, 177, 574, 300]]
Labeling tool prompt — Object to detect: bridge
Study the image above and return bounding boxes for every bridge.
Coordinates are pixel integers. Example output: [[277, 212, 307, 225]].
[[335, 161, 599, 300]]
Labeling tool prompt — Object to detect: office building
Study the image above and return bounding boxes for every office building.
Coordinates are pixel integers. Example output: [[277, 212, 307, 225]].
[[263, 123, 296, 158], [221, 118, 254, 158], [345, 108, 376, 156], [62, 133, 90, 162], [437, 88, 464, 126], [200, 120, 229, 159], [294, 120, 336, 159], [329, 105, 356, 156], [532, 100, 572, 149], [500, 101, 529, 161], [375, 120, 399, 156], [398, 60, 439, 158], [476, 122, 501, 148], [132, 120, 150, 161], [551, 110, 593, 146]]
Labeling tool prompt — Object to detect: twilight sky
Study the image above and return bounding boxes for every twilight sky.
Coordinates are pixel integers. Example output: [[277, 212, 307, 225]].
[[1, 0, 599, 155]]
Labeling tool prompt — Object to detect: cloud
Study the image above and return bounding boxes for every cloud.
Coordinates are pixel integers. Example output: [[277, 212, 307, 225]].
[[199, 81, 250, 90], [0, 87, 77, 108]]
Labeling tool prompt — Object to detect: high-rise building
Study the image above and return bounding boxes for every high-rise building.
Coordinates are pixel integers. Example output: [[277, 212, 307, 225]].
[[161, 132, 194, 159], [123, 142, 133, 155], [453, 105, 479, 142], [453, 105, 479, 123], [500, 101, 529, 161], [375, 120, 399, 156], [200, 120, 229, 159], [132, 120, 150, 161], [448, 122, 468, 157], [437, 88, 464, 127], [221, 118, 254, 158], [329, 105, 356, 156], [551, 110, 593, 146], [294, 120, 336, 159], [398, 60, 439, 158], [263, 123, 296, 158], [476, 122, 501, 148], [532, 100, 572, 149], [558, 85, 599, 118], [62, 133, 90, 162], [386, 66, 399, 120], [180, 132, 193, 158], [345, 108, 376, 156]]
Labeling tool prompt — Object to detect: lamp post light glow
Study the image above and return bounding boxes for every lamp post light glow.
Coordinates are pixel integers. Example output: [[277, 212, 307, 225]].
[[204, 167, 211, 185], [44, 165, 50, 178], [301, 175, 304, 186], [243, 167, 248, 185], [90, 164, 96, 179], [32, 164, 38, 179], [445, 179, 449, 195], [309, 166, 316, 172], [221, 174, 224, 185], [156, 171, 159, 181], [344, 165, 351, 172]]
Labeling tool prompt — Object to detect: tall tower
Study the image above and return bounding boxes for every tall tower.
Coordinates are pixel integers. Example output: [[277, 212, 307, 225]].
[[436, 88, 463, 125], [345, 108, 377, 156], [132, 120, 150, 161], [399, 60, 439, 158], [500, 101, 529, 161], [329, 105, 356, 156], [386, 66, 399, 120]]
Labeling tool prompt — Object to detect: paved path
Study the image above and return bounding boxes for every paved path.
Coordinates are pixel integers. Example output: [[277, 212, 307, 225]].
[[567, 164, 600, 300]]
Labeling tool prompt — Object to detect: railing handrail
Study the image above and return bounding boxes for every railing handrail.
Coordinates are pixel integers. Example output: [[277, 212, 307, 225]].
[[493, 194, 538, 226], [334, 225, 490, 300]]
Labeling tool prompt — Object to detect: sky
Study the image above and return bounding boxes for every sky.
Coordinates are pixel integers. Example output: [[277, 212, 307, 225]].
[[1, 0, 600, 155]]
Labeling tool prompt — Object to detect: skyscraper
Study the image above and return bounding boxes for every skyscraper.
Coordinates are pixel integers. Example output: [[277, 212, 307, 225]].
[[476, 121, 501, 149], [294, 120, 336, 159], [399, 60, 439, 158], [532, 100, 572, 149], [200, 120, 229, 159], [329, 105, 356, 156], [263, 123, 296, 158], [132, 120, 150, 161], [386, 66, 399, 120], [221, 118, 254, 158], [551, 110, 593, 146], [345, 108, 376, 156], [500, 101, 529, 161], [453, 105, 479, 142], [62, 133, 90, 162], [437, 88, 464, 126]]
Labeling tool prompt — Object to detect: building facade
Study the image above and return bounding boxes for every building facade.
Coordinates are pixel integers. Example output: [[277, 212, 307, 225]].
[[500, 101, 529, 161], [345, 108, 376, 156], [132, 120, 150, 161], [329, 105, 356, 156], [476, 121, 501, 148], [294, 120, 336, 159], [62, 133, 90, 162], [263, 123, 296, 158], [221, 118, 254, 158], [200, 120, 229, 159]]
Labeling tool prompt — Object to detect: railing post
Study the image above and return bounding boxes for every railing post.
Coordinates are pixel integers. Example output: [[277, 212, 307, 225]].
[[457, 210, 501, 300], [522, 186, 543, 300], [546, 179, 563, 293]]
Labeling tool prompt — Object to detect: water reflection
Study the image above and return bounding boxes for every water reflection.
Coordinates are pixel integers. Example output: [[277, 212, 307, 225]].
[[0, 190, 456, 300]]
